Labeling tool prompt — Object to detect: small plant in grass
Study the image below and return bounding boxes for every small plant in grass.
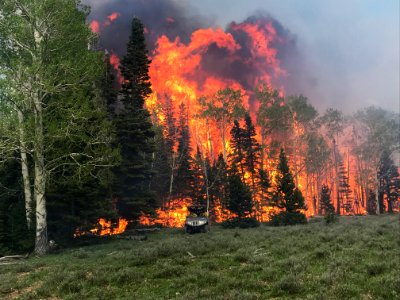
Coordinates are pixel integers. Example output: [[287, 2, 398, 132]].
[[320, 184, 337, 224]]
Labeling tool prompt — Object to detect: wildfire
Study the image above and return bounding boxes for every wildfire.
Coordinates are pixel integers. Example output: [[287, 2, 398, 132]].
[[139, 198, 191, 228], [74, 218, 128, 237], [88, 11, 374, 228]]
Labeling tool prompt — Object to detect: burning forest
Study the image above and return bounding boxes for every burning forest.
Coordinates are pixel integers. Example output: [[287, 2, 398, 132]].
[[0, 0, 398, 257], [71, 0, 400, 234]]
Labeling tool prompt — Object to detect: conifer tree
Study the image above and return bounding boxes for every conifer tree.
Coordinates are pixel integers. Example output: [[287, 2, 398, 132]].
[[227, 164, 253, 219], [378, 150, 400, 213], [210, 153, 229, 214], [163, 95, 178, 204], [102, 53, 118, 115], [229, 120, 245, 178], [114, 17, 156, 219], [270, 149, 307, 225], [258, 168, 270, 214], [366, 190, 377, 215], [242, 113, 261, 190], [320, 185, 336, 224], [174, 103, 193, 200], [191, 147, 206, 204], [150, 123, 171, 208]]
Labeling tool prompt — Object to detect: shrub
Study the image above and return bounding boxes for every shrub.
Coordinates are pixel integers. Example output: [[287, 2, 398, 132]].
[[324, 212, 337, 224], [269, 211, 307, 226], [220, 217, 260, 229]]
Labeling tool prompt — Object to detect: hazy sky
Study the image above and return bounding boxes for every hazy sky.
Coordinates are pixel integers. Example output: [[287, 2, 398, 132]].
[[85, 0, 399, 113], [188, 0, 400, 113]]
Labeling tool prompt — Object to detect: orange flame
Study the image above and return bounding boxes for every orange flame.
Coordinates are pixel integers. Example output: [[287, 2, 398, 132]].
[[74, 218, 128, 237], [90, 20, 100, 33], [107, 12, 121, 23]]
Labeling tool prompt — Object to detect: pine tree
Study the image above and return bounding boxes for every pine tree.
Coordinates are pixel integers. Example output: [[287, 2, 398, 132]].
[[114, 17, 156, 219], [227, 164, 253, 219], [270, 149, 307, 225], [320, 185, 336, 224], [366, 190, 377, 215], [210, 153, 229, 217], [163, 95, 178, 204], [229, 120, 245, 178], [150, 122, 171, 209], [378, 150, 400, 213], [258, 168, 270, 211], [102, 53, 118, 115], [337, 154, 353, 214], [242, 113, 261, 190], [174, 103, 193, 200], [190, 147, 206, 204]]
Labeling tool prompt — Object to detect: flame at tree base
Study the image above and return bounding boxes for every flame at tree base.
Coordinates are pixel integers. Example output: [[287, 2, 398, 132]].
[[74, 218, 128, 237]]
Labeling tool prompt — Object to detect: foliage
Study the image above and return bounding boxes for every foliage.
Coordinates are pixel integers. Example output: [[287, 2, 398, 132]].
[[242, 113, 261, 189], [0, 0, 117, 254], [174, 103, 194, 200], [228, 119, 245, 177], [0, 160, 34, 255], [255, 84, 291, 135], [269, 211, 307, 226], [270, 149, 306, 225], [377, 149, 400, 213], [227, 164, 253, 219], [220, 217, 260, 228], [199, 88, 246, 160], [320, 108, 345, 140], [113, 17, 156, 220], [320, 185, 337, 224]]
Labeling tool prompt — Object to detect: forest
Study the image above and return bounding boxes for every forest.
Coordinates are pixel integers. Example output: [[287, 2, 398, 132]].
[[0, 0, 399, 258]]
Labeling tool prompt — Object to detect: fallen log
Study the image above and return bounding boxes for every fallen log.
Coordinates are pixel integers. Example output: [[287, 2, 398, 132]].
[[0, 254, 29, 262]]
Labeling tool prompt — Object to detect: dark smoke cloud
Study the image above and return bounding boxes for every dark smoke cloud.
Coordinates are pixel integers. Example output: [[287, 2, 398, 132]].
[[84, 0, 210, 55]]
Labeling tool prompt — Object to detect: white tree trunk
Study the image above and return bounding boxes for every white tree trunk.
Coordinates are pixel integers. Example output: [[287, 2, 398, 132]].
[[34, 156, 47, 255], [17, 110, 33, 228], [33, 89, 47, 254]]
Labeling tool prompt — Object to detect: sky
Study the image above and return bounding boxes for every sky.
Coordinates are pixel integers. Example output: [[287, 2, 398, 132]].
[[84, 0, 400, 113]]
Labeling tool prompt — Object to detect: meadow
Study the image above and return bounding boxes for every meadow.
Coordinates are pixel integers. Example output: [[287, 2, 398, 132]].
[[1, 215, 399, 300]]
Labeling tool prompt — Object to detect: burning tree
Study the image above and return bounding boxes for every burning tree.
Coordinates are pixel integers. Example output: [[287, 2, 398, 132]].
[[199, 88, 246, 161]]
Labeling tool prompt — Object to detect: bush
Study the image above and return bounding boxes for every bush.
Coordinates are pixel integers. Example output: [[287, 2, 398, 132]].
[[269, 211, 307, 226], [220, 217, 260, 229], [324, 212, 337, 224]]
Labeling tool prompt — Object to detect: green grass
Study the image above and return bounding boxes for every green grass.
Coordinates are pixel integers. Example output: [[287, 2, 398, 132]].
[[1, 215, 399, 299]]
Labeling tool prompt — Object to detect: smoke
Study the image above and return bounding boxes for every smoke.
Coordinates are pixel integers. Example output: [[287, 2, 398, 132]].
[[83, 0, 399, 114], [85, 0, 309, 99], [84, 0, 210, 55]]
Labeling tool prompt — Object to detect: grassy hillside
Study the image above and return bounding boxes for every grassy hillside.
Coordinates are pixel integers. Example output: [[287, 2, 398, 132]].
[[1, 215, 399, 299]]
